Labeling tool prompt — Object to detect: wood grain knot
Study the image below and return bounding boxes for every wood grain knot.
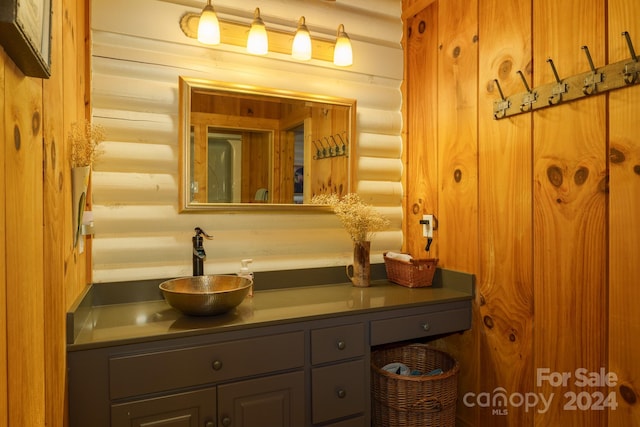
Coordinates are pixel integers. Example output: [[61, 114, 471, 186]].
[[412, 203, 420, 214], [609, 147, 625, 163], [452, 46, 461, 58], [454, 169, 462, 183], [499, 60, 513, 80], [619, 384, 637, 405], [50, 139, 57, 168], [472, 34, 478, 43], [573, 167, 589, 185], [32, 111, 41, 135], [598, 176, 609, 194], [546, 165, 563, 187], [479, 294, 486, 305], [14, 125, 21, 150], [418, 21, 426, 34], [483, 315, 494, 329], [509, 333, 516, 342], [58, 172, 64, 192], [634, 165, 640, 176]]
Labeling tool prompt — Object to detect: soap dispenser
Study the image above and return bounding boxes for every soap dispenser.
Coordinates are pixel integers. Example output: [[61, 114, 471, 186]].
[[238, 259, 254, 296]]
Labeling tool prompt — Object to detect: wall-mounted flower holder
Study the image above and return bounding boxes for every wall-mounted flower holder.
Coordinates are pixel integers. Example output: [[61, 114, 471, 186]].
[[493, 31, 640, 119], [72, 165, 90, 248]]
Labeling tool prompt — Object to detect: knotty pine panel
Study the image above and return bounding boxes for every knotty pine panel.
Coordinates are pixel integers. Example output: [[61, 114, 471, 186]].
[[532, 0, 607, 426], [403, 3, 439, 258], [477, 0, 534, 425], [608, 0, 640, 425], [436, 0, 480, 425], [5, 60, 46, 427], [0, 49, 7, 427]]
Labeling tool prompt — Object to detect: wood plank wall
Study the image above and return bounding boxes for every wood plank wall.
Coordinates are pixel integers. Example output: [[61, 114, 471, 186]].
[[402, 0, 640, 426], [1, 0, 89, 426]]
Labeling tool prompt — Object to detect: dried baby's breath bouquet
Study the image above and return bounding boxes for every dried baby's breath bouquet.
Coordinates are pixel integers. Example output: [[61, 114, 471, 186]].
[[69, 119, 106, 168], [312, 193, 389, 243]]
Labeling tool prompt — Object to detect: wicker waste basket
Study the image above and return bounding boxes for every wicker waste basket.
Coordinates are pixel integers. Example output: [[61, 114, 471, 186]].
[[371, 344, 459, 427]]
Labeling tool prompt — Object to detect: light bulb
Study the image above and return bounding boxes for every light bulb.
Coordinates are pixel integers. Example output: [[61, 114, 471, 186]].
[[197, 1, 220, 45], [292, 16, 312, 60], [333, 24, 353, 67], [247, 8, 268, 55]]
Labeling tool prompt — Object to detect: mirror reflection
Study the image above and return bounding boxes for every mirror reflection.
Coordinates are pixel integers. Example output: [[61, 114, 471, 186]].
[[179, 76, 355, 211]]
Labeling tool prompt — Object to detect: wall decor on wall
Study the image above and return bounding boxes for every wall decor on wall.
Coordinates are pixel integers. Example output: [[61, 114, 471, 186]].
[[0, 0, 52, 78]]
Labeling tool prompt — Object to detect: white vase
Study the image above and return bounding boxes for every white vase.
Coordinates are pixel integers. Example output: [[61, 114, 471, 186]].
[[72, 166, 91, 247]]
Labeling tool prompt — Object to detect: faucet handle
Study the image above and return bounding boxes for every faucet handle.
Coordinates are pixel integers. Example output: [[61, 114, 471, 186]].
[[194, 227, 213, 239]]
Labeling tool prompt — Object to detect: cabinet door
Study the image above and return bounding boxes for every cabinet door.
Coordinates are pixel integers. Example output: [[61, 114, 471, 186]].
[[111, 387, 216, 427], [217, 371, 305, 427]]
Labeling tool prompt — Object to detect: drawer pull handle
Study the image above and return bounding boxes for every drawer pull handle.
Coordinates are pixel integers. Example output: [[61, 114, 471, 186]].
[[337, 389, 347, 399], [336, 340, 346, 350], [422, 323, 431, 331], [206, 422, 215, 427], [212, 360, 223, 371], [221, 416, 232, 426]]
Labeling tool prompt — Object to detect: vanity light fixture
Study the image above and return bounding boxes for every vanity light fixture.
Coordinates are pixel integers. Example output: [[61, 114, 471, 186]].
[[247, 8, 268, 55], [292, 16, 312, 61], [179, 5, 353, 66], [333, 24, 353, 67], [197, 0, 220, 45]]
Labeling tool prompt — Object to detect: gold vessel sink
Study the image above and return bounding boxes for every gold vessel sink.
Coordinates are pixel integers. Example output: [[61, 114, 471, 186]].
[[159, 275, 252, 316]]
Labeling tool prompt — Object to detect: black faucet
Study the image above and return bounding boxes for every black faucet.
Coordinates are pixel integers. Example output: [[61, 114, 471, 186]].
[[192, 227, 213, 276]]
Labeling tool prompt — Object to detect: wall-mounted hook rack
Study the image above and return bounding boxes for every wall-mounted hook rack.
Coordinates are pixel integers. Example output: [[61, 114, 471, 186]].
[[493, 31, 640, 119], [312, 133, 349, 160]]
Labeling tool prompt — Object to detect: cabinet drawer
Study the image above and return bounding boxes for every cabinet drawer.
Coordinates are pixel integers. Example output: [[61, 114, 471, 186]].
[[311, 360, 366, 424], [311, 323, 365, 365], [109, 331, 304, 399], [370, 307, 470, 346]]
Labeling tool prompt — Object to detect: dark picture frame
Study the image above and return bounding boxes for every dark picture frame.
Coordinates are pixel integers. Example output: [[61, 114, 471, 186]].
[[0, 0, 52, 78]]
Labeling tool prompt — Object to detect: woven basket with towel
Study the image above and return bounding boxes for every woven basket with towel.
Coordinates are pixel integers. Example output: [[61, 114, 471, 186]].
[[383, 252, 438, 288]]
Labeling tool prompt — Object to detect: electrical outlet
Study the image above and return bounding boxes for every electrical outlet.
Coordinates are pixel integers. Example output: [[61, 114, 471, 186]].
[[421, 214, 434, 238]]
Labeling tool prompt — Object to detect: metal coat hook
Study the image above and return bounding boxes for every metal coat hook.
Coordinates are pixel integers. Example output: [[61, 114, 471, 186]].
[[492, 79, 510, 119], [324, 137, 336, 156], [517, 70, 537, 112], [581, 45, 603, 95], [623, 31, 640, 84], [312, 140, 324, 159], [337, 133, 347, 155], [547, 58, 568, 105]]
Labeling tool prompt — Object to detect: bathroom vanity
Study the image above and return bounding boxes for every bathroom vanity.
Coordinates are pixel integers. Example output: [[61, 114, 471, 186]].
[[67, 266, 473, 427]]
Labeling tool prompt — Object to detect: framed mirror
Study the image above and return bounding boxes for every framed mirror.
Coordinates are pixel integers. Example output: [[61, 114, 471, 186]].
[[178, 76, 356, 211]]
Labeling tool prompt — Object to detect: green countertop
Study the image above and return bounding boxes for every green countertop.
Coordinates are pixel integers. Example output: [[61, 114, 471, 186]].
[[67, 266, 474, 351]]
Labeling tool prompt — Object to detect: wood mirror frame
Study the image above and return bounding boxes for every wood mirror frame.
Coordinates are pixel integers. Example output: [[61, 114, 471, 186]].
[[178, 76, 356, 211]]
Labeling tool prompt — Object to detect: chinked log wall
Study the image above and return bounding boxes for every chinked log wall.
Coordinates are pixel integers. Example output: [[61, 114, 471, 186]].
[[90, 0, 405, 282], [402, 0, 640, 426]]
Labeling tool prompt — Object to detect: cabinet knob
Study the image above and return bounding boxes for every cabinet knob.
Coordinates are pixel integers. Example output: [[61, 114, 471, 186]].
[[221, 417, 232, 427], [422, 323, 430, 331], [212, 360, 223, 371], [337, 388, 347, 399], [205, 422, 215, 427], [336, 340, 346, 350]]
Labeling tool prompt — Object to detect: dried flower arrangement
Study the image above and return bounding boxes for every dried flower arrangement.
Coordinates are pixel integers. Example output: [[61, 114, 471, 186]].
[[69, 119, 106, 168], [312, 193, 390, 243]]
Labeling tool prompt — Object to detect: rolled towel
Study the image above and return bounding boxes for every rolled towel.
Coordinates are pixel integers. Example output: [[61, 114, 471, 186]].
[[381, 362, 410, 376], [385, 251, 413, 262]]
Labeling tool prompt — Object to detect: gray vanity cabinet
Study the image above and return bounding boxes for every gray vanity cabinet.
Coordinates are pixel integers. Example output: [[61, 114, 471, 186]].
[[68, 296, 473, 427]]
